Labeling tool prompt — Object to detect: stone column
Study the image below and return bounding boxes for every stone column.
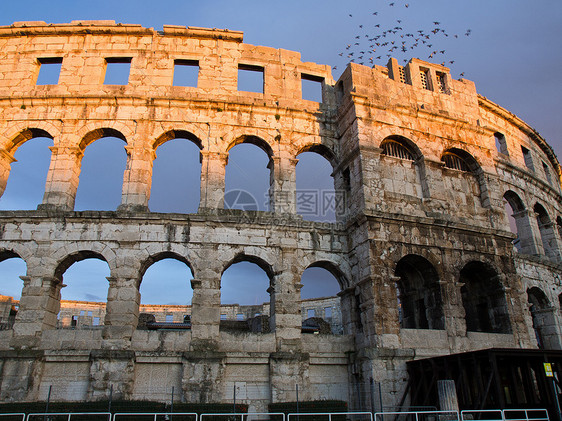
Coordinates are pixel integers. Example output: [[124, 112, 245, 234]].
[[190, 277, 221, 346], [118, 145, 155, 212], [513, 209, 539, 255], [437, 380, 459, 411], [88, 350, 135, 401], [0, 148, 16, 198], [441, 278, 468, 351], [11, 272, 61, 349], [199, 151, 228, 210], [269, 352, 310, 403], [269, 154, 297, 215], [103, 275, 140, 346], [270, 269, 302, 344], [39, 145, 83, 211]]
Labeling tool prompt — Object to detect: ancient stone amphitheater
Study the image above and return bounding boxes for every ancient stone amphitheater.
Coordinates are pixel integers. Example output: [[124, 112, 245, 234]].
[[0, 21, 560, 411]]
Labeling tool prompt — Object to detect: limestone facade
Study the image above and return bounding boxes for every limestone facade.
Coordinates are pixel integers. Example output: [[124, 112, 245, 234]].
[[0, 21, 560, 409]]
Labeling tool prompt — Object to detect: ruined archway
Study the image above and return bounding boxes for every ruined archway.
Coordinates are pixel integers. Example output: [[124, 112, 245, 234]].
[[225, 137, 272, 211], [460, 261, 511, 333], [75, 131, 128, 211], [527, 287, 560, 349], [534, 203, 560, 260], [150, 131, 203, 213], [503, 190, 536, 254], [54, 251, 110, 328], [395, 254, 444, 330], [0, 133, 53, 210]]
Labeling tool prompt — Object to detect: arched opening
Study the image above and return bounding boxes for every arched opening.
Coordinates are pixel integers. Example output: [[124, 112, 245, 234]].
[[557, 217, 562, 242], [395, 255, 444, 330], [0, 136, 53, 210], [296, 149, 337, 222], [503, 191, 532, 253], [139, 255, 194, 324], [0, 252, 26, 329], [534, 203, 560, 260], [527, 287, 560, 349], [441, 148, 488, 208], [55, 252, 110, 328], [75, 133, 127, 211], [221, 255, 272, 332], [225, 139, 272, 211], [380, 136, 428, 199], [150, 132, 203, 213], [460, 262, 511, 333], [300, 263, 343, 334]]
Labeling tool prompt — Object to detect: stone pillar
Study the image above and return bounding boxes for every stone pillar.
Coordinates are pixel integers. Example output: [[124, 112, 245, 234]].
[[269, 154, 297, 215], [270, 269, 302, 344], [181, 351, 226, 403], [0, 148, 16, 198], [118, 145, 155, 212], [441, 278, 468, 346], [88, 350, 135, 401], [190, 277, 221, 346], [39, 145, 83, 211], [269, 352, 310, 403], [11, 274, 61, 349], [103, 275, 140, 346], [199, 151, 228, 210]]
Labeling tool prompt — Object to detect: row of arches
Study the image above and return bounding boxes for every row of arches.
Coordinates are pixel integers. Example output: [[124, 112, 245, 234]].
[[0, 131, 337, 221], [503, 190, 562, 259], [2, 247, 560, 347], [395, 254, 561, 348]]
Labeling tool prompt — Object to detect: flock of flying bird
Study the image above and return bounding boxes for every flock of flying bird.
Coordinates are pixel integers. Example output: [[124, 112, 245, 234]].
[[335, 0, 471, 77]]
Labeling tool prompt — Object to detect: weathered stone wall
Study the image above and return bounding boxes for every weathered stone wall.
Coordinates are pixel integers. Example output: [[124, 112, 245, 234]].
[[0, 21, 560, 408]]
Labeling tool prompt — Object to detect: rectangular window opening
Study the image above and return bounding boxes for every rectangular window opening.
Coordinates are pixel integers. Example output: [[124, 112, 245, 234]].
[[494, 132, 508, 155], [307, 309, 316, 318], [521, 146, 534, 171], [324, 307, 332, 318], [93, 317, 100, 326], [220, 314, 227, 320], [173, 59, 199, 87], [104, 57, 132, 85], [165, 314, 173, 323], [237, 64, 264, 94], [301, 73, 324, 102], [436, 72, 448, 94], [420, 68, 431, 90], [36, 57, 63, 85], [236, 313, 245, 321]]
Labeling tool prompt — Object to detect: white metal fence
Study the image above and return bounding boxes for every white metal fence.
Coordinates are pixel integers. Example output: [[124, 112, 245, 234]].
[[6, 410, 550, 421]]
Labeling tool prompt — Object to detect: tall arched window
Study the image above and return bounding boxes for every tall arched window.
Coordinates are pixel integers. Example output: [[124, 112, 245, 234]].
[[75, 132, 127, 211], [460, 262, 511, 333], [0, 252, 26, 329], [527, 287, 560, 349], [380, 136, 428, 199], [225, 138, 272, 211], [395, 255, 444, 330], [55, 252, 110, 328], [503, 191, 536, 254], [534, 203, 560, 260], [150, 134, 202, 213], [296, 148, 337, 222], [441, 148, 488, 208], [300, 263, 343, 334], [0, 135, 53, 210], [139, 254, 194, 323], [221, 255, 272, 332]]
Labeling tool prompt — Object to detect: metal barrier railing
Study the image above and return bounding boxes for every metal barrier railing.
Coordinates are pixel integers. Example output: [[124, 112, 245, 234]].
[[6, 408, 551, 421], [502, 409, 550, 421], [461, 409, 503, 420], [112, 413, 197, 421], [288, 412, 372, 421], [26, 413, 111, 421], [374, 410, 459, 421], [200, 413, 285, 421], [0, 414, 26, 421]]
